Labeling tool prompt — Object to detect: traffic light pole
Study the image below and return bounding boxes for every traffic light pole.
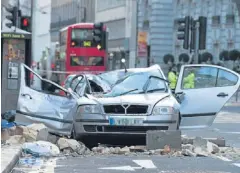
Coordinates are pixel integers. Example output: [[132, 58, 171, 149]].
[[194, 21, 200, 63], [15, 0, 20, 32]]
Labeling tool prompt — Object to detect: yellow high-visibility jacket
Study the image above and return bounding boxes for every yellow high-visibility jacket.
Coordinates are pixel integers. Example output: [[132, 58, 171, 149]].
[[168, 71, 177, 89], [183, 73, 195, 89]]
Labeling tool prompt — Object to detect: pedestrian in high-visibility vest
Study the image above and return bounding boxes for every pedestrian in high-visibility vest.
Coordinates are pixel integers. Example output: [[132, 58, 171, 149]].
[[183, 68, 195, 89], [168, 65, 178, 90]]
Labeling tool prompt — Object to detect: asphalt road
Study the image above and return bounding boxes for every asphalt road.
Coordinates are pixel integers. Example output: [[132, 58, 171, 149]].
[[13, 155, 240, 173]]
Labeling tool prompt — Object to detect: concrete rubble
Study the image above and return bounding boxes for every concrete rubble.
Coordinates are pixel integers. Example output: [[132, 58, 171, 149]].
[[57, 138, 90, 155], [2, 124, 240, 160]]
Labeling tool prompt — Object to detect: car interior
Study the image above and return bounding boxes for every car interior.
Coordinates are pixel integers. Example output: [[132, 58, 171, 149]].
[[85, 80, 104, 94]]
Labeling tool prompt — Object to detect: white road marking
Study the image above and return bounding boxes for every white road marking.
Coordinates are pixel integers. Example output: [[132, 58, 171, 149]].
[[215, 156, 232, 162], [221, 131, 240, 134], [99, 160, 157, 171], [132, 160, 157, 169], [233, 163, 240, 167], [99, 166, 135, 171]]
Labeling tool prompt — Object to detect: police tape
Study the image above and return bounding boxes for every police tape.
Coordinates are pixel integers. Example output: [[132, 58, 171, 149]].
[[36, 69, 105, 75]]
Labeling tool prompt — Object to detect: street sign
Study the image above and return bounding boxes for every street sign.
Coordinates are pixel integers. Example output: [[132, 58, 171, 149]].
[[1, 32, 31, 39]]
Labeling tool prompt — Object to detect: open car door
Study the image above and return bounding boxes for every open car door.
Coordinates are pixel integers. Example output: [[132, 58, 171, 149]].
[[175, 64, 240, 129], [17, 63, 80, 136]]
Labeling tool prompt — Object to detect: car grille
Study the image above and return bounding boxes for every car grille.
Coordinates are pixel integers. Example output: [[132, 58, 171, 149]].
[[83, 125, 168, 133], [103, 105, 148, 114]]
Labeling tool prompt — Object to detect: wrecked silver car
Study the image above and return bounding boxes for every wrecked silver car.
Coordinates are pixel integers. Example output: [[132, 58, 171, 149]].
[[17, 63, 240, 140]]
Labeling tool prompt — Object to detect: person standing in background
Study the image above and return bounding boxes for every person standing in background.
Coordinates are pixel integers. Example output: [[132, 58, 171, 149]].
[[168, 64, 178, 90]]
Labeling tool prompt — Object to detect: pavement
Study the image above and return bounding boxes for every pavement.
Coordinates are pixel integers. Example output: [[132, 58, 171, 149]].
[[1, 144, 22, 173]]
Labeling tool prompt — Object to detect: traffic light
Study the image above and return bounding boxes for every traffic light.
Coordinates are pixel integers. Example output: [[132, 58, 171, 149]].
[[5, 6, 18, 28], [93, 22, 104, 50], [199, 16, 207, 50], [177, 16, 191, 49], [190, 20, 196, 51], [20, 16, 31, 32]]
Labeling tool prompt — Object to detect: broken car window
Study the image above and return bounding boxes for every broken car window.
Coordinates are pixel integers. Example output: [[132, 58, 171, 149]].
[[26, 67, 67, 97]]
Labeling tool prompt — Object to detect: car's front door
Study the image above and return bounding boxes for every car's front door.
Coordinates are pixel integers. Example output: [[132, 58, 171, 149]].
[[175, 64, 240, 129], [17, 63, 79, 136]]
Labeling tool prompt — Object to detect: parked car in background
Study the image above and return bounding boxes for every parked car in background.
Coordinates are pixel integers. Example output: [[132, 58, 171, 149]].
[[16, 63, 240, 143]]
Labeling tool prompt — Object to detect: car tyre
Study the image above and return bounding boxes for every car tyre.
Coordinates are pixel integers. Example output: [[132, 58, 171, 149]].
[[71, 125, 78, 140]]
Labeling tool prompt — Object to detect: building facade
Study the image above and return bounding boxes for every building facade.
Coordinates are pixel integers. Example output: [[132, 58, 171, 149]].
[[173, 0, 240, 69], [95, 0, 138, 70], [50, 0, 95, 42], [137, 0, 240, 73], [137, 0, 174, 70]]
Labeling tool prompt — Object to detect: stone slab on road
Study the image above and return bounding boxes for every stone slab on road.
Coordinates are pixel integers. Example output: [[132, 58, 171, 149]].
[[146, 130, 181, 150], [1, 144, 22, 173]]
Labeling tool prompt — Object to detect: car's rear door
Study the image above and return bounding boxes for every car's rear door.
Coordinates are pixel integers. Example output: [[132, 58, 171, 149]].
[[175, 64, 240, 129], [17, 63, 79, 136]]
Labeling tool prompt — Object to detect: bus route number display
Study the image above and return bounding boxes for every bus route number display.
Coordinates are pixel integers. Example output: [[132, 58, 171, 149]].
[[83, 41, 91, 47]]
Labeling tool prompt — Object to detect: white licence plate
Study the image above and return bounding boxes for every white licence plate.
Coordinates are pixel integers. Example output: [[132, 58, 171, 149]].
[[109, 117, 144, 126]]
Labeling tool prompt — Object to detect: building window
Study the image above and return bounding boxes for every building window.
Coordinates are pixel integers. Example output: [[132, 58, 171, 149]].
[[212, 16, 221, 27], [226, 14, 235, 26]]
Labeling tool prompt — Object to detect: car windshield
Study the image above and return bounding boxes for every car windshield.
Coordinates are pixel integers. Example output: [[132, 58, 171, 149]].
[[104, 69, 167, 97]]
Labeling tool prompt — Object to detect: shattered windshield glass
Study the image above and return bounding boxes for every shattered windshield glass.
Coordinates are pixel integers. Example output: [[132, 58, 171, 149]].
[[104, 69, 167, 97]]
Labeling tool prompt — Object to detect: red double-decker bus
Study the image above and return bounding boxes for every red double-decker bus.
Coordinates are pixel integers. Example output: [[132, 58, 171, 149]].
[[55, 23, 108, 85]]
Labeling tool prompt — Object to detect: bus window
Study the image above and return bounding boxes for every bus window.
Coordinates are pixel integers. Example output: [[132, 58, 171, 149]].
[[71, 29, 93, 40], [70, 56, 104, 66]]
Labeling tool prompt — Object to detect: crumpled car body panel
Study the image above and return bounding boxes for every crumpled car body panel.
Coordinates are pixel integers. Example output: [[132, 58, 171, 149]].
[[16, 63, 78, 136]]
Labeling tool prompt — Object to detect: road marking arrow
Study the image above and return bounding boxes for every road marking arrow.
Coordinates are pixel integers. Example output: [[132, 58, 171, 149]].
[[233, 163, 240, 167], [99, 166, 135, 171], [133, 160, 157, 169], [98, 160, 157, 171]]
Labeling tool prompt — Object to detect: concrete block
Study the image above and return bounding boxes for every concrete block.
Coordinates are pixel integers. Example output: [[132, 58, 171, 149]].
[[146, 130, 182, 150], [207, 138, 226, 147]]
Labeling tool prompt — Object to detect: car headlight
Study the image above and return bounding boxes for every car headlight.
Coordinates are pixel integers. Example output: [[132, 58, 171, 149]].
[[152, 106, 174, 115], [79, 105, 101, 114]]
